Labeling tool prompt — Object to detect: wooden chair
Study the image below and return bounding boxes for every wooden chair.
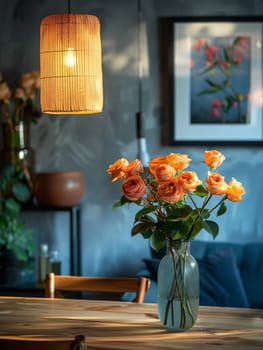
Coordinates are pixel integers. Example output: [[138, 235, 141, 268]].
[[45, 272, 150, 303], [0, 334, 86, 350]]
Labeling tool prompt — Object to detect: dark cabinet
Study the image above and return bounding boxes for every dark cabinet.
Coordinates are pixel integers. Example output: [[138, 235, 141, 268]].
[[0, 204, 82, 296]]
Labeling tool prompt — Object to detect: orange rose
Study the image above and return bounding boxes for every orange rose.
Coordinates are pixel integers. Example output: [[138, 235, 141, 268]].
[[166, 153, 191, 170], [124, 159, 143, 177], [177, 171, 199, 193], [107, 158, 129, 182], [153, 164, 175, 182], [206, 172, 228, 195], [204, 150, 225, 169], [157, 178, 185, 203], [148, 156, 168, 175], [226, 178, 245, 202], [122, 175, 146, 201]]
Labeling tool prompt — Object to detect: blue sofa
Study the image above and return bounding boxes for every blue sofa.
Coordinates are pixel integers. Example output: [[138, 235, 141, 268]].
[[136, 241, 263, 308]]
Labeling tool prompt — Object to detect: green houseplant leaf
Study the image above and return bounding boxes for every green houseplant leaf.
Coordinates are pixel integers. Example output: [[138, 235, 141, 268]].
[[202, 220, 219, 239], [0, 161, 34, 263], [12, 182, 31, 203]]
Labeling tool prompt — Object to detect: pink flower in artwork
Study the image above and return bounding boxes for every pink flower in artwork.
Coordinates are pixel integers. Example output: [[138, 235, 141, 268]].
[[234, 56, 242, 64], [210, 108, 221, 117], [218, 60, 228, 68], [205, 45, 219, 62], [238, 36, 249, 48], [206, 54, 214, 63], [212, 99, 224, 108], [194, 38, 205, 50], [194, 35, 250, 123], [231, 37, 250, 62], [210, 99, 224, 118], [232, 47, 242, 56]]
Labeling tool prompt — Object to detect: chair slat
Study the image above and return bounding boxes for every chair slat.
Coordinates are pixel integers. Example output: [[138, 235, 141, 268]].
[[45, 273, 150, 303]]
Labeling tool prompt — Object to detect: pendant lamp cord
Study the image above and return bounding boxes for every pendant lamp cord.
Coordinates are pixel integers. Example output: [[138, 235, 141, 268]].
[[68, 0, 71, 14], [136, 0, 144, 139], [137, 0, 142, 113]]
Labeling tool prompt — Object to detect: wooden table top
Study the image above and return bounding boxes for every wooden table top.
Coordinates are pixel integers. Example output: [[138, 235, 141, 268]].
[[0, 296, 262, 349]]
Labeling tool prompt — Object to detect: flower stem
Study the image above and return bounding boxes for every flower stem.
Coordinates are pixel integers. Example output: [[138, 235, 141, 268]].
[[208, 195, 227, 214], [163, 240, 194, 329]]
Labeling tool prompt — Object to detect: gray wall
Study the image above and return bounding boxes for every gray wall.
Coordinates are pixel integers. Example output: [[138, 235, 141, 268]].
[[1, 0, 263, 277]]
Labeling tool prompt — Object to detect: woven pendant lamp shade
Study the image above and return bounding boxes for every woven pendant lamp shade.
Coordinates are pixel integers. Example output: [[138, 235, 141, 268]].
[[40, 14, 103, 114]]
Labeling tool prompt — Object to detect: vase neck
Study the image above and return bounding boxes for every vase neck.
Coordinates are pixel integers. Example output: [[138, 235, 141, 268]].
[[167, 240, 190, 256], [2, 120, 31, 150]]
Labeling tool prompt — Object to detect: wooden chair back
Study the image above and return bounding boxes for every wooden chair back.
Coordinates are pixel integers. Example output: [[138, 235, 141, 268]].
[[45, 272, 150, 303], [0, 334, 86, 350]]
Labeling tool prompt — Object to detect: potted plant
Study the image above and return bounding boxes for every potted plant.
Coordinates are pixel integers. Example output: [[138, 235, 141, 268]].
[[0, 161, 34, 285], [0, 71, 41, 191]]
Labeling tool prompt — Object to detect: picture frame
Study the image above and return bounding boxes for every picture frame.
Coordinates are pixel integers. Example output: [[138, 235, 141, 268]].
[[160, 16, 263, 145]]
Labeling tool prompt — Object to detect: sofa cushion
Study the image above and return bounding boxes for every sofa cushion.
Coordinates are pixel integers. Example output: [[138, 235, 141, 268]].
[[143, 258, 159, 281], [197, 248, 249, 307], [144, 247, 249, 307], [240, 244, 263, 308]]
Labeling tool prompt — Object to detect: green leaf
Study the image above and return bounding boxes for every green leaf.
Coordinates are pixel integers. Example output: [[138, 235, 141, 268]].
[[4, 198, 20, 216], [206, 79, 222, 89], [224, 47, 231, 61], [135, 206, 156, 220], [200, 209, 210, 219], [223, 95, 235, 113], [217, 201, 227, 216], [134, 214, 155, 225], [112, 200, 123, 210], [112, 195, 139, 210], [141, 230, 154, 239], [199, 62, 217, 75], [165, 205, 192, 220], [233, 37, 241, 46], [197, 86, 223, 96], [222, 100, 232, 113], [13, 245, 28, 262], [131, 222, 147, 236], [120, 195, 131, 205], [149, 231, 166, 252], [171, 231, 188, 241], [156, 220, 182, 234], [131, 222, 154, 239], [183, 213, 203, 240], [0, 177, 7, 192], [1, 162, 16, 180], [12, 182, 31, 202], [202, 220, 219, 239], [193, 185, 209, 197]]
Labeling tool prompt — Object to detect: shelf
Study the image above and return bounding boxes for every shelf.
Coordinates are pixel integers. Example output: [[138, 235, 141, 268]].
[[0, 283, 44, 297], [22, 202, 82, 276]]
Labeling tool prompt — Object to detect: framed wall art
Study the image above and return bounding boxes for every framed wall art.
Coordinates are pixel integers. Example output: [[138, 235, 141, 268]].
[[160, 16, 263, 145]]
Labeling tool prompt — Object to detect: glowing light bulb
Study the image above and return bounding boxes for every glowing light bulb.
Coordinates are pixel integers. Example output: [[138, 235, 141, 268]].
[[64, 48, 76, 67]]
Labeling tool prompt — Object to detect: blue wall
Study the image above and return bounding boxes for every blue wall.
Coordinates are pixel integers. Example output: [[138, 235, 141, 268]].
[[1, 0, 263, 278]]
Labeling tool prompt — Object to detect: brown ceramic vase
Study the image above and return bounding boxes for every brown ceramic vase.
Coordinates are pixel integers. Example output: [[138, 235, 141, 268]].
[[34, 171, 85, 207]]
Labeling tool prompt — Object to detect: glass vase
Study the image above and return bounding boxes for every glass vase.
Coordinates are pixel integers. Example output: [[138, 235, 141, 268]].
[[157, 240, 199, 332], [1, 120, 35, 190]]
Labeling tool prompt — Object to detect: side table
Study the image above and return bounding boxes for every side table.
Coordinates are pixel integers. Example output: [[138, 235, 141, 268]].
[[22, 203, 82, 276]]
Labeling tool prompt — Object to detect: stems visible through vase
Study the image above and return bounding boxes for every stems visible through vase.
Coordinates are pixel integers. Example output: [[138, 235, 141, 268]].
[[164, 240, 195, 329]]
